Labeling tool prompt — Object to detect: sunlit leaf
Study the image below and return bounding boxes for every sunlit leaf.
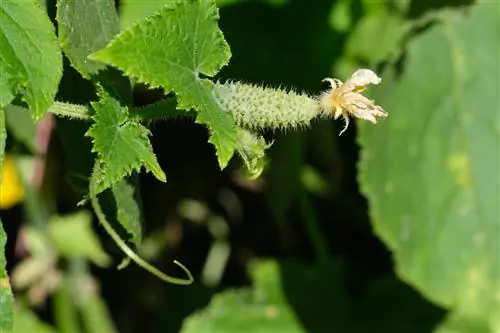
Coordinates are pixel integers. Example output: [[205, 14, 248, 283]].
[[0, 0, 62, 119], [91, 0, 238, 168], [86, 91, 165, 192]]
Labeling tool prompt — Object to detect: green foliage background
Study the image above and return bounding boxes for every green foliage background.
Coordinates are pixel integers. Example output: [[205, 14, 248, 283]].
[[0, 0, 498, 333]]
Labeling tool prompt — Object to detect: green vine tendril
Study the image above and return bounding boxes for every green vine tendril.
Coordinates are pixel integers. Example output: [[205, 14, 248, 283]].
[[89, 163, 194, 285]]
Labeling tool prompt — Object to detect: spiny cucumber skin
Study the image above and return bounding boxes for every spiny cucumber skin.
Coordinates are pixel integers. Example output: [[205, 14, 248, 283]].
[[213, 81, 323, 131]]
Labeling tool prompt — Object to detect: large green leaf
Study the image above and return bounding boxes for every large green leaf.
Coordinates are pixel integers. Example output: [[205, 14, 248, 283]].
[[57, 0, 120, 77], [0, 0, 62, 119], [358, 3, 499, 330], [91, 0, 238, 168], [86, 91, 165, 192]]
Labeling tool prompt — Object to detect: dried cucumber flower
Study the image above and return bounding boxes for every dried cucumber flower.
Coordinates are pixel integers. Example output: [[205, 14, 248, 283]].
[[319, 69, 388, 135]]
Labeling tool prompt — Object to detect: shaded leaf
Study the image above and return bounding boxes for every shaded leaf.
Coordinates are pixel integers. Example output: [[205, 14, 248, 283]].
[[4, 105, 36, 152], [266, 132, 304, 223], [181, 260, 304, 333], [358, 3, 499, 329], [0, 0, 62, 119], [86, 92, 165, 192], [91, 0, 238, 168], [57, 0, 120, 77], [181, 259, 442, 333], [111, 176, 143, 246]]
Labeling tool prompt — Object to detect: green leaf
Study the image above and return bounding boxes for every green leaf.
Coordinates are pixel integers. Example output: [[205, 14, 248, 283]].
[[4, 105, 36, 152], [54, 279, 83, 333], [79, 289, 118, 333], [111, 176, 143, 246], [328, 0, 352, 32], [0, 220, 14, 333], [181, 260, 304, 333], [358, 3, 499, 330], [91, 0, 238, 168], [345, 8, 409, 65], [13, 306, 58, 333], [119, 0, 289, 30], [0, 0, 62, 119], [0, 108, 5, 167], [49, 211, 110, 266], [86, 92, 165, 192], [434, 312, 491, 333], [57, 0, 120, 77], [119, 0, 169, 30]]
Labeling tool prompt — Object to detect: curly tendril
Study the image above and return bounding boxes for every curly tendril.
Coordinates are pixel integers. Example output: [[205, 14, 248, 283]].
[[89, 163, 193, 285]]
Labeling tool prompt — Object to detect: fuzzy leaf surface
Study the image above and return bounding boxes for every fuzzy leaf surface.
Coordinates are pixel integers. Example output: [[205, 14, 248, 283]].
[[86, 92, 165, 192], [0, 0, 62, 118], [57, 0, 120, 77], [91, 0, 238, 168], [358, 3, 499, 330]]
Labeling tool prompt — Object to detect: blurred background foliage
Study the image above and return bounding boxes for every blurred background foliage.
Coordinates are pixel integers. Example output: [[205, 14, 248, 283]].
[[1, 0, 498, 333]]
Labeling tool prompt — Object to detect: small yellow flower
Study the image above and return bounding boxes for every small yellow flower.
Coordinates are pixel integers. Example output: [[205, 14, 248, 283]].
[[0, 155, 24, 209], [319, 69, 388, 135]]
